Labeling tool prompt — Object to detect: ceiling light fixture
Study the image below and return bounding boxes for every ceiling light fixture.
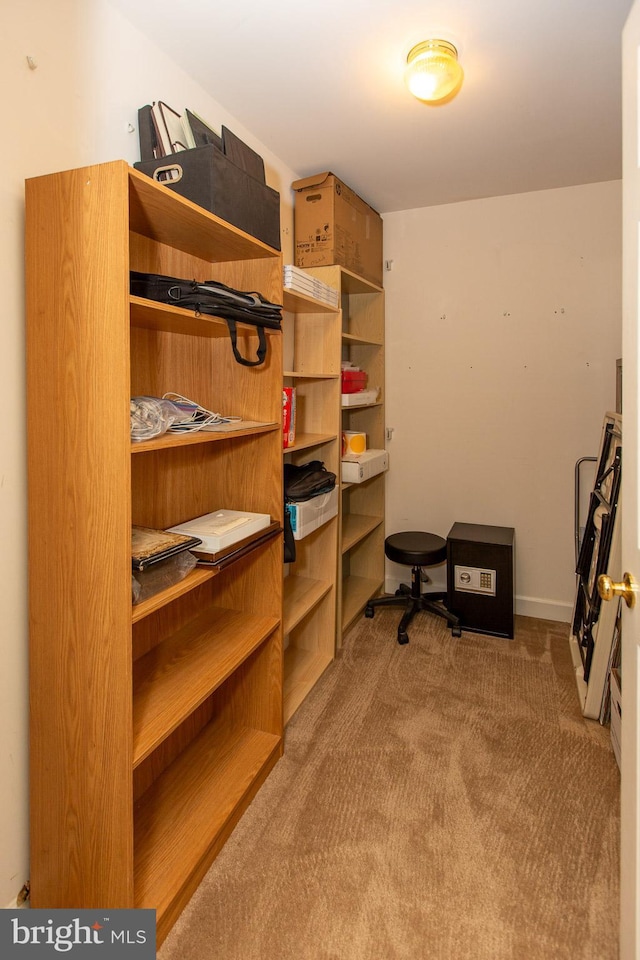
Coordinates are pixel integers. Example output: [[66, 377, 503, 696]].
[[405, 39, 463, 104]]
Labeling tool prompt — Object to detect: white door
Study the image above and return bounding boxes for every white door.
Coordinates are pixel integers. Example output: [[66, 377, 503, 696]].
[[620, 4, 640, 956]]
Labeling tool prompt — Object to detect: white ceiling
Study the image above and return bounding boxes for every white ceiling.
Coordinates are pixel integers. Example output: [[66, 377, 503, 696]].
[[109, 0, 633, 214]]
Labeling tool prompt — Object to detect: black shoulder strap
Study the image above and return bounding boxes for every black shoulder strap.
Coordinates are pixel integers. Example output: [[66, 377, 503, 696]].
[[224, 318, 267, 367]]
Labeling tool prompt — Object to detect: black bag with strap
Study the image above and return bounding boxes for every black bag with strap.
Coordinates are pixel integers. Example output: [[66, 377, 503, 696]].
[[284, 460, 336, 502], [283, 508, 296, 564], [283, 460, 336, 565], [130, 271, 282, 367]]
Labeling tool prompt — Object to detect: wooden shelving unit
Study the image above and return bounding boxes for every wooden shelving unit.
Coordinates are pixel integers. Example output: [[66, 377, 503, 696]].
[[26, 160, 283, 945], [304, 266, 386, 642], [282, 286, 341, 722]]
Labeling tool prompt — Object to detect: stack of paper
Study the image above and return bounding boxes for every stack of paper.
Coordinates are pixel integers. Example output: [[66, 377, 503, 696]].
[[167, 509, 271, 553], [283, 265, 339, 308]]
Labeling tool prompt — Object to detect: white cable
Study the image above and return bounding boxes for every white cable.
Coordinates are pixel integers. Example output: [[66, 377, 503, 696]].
[[161, 392, 242, 432]]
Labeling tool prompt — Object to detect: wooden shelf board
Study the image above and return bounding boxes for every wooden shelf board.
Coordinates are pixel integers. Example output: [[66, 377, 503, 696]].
[[342, 332, 383, 347], [341, 399, 384, 411], [283, 574, 333, 634], [131, 296, 227, 337], [131, 296, 281, 339], [341, 513, 384, 554], [338, 266, 383, 295], [134, 721, 281, 922], [133, 608, 279, 766], [283, 288, 339, 314], [128, 166, 278, 263], [132, 567, 220, 624], [284, 432, 338, 454], [341, 472, 386, 491], [283, 371, 339, 381], [131, 421, 278, 454], [283, 646, 333, 724], [342, 575, 384, 633]]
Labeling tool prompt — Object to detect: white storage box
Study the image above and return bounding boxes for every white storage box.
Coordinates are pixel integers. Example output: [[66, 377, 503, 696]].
[[167, 508, 271, 552], [286, 487, 338, 541], [611, 667, 621, 769], [341, 449, 388, 484], [341, 389, 379, 407]]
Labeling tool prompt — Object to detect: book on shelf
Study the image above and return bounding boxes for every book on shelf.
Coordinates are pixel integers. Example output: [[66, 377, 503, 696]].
[[191, 520, 282, 568], [151, 101, 191, 155], [131, 525, 202, 571], [282, 264, 339, 308], [167, 508, 273, 553]]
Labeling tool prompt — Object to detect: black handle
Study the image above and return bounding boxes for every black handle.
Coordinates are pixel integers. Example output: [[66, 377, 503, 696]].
[[225, 319, 267, 367]]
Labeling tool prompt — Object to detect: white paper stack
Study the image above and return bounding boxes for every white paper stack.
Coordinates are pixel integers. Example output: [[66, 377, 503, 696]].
[[283, 265, 339, 308], [167, 509, 271, 552]]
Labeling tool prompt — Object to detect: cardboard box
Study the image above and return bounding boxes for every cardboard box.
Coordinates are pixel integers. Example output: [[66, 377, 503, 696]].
[[611, 667, 621, 769], [292, 172, 383, 286], [341, 449, 388, 484], [286, 487, 339, 541]]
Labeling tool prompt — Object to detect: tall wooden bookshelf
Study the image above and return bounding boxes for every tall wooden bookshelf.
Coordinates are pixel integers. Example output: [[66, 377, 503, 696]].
[[26, 160, 284, 944], [282, 287, 341, 721], [303, 266, 386, 643]]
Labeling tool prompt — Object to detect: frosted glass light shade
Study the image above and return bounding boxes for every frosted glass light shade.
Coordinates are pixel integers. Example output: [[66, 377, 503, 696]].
[[405, 40, 463, 103]]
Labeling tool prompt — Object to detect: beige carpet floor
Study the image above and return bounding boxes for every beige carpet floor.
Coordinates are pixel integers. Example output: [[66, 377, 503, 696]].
[[158, 609, 620, 960]]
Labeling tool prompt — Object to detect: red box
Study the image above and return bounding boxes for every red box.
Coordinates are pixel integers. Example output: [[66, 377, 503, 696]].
[[341, 370, 368, 394], [283, 387, 296, 448]]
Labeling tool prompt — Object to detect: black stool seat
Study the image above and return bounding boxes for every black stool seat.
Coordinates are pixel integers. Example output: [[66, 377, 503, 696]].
[[365, 531, 461, 644], [385, 531, 447, 567]]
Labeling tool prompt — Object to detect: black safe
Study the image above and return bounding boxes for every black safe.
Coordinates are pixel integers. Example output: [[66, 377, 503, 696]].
[[446, 523, 515, 639]]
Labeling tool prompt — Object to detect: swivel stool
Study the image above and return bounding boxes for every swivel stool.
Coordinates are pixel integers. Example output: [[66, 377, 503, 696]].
[[365, 531, 461, 644]]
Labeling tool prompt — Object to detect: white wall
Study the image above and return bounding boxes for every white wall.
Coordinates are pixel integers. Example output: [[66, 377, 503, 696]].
[[382, 181, 622, 622], [1, 0, 298, 907]]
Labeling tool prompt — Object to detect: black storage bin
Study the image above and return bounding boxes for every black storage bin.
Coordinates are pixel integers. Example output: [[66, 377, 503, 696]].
[[135, 144, 281, 250]]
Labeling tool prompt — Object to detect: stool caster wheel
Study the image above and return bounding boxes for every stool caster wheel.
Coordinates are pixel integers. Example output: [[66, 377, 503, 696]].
[[397, 631, 409, 645], [452, 626, 462, 638], [365, 605, 374, 619]]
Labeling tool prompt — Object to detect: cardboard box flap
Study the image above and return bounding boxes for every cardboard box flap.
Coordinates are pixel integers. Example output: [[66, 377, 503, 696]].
[[292, 172, 333, 192]]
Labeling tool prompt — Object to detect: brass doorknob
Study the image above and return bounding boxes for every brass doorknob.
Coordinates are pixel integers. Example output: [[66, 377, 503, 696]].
[[598, 572, 639, 609]]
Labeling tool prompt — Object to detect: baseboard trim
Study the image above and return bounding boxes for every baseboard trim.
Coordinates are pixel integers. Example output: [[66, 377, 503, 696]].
[[384, 578, 572, 625], [515, 596, 572, 623]]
